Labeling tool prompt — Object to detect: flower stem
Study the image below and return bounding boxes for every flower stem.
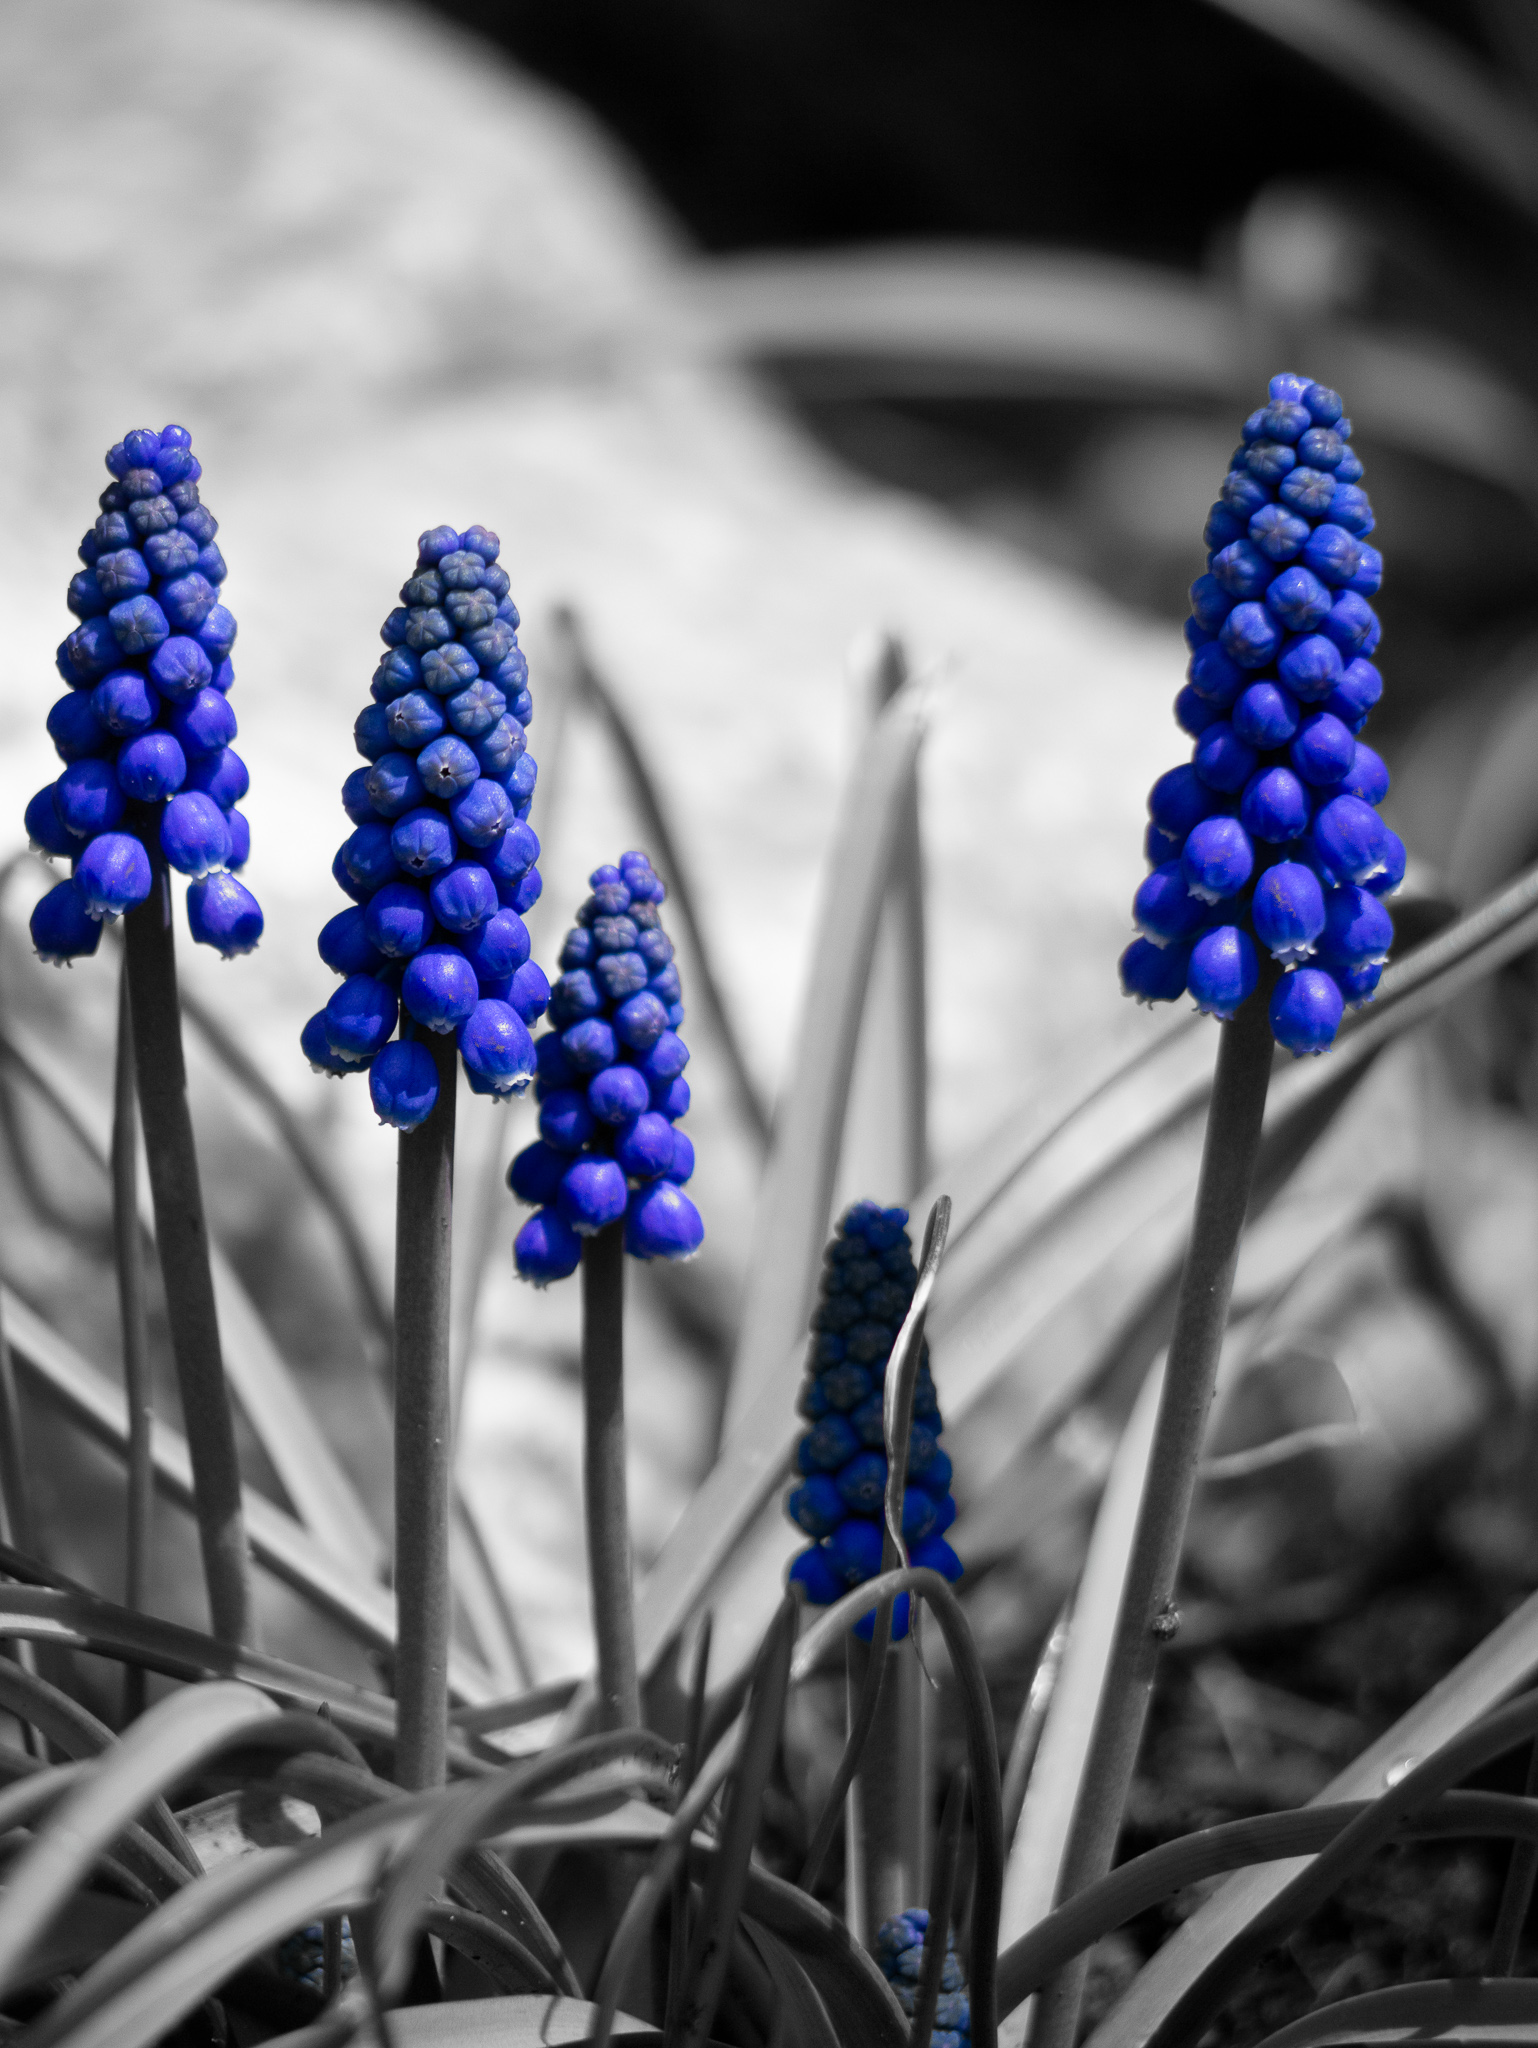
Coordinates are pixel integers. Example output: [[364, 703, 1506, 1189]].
[[1029, 977, 1275, 2048], [392, 1028, 458, 1790], [845, 1627, 929, 1944], [123, 857, 251, 1648], [581, 1221, 639, 1731], [112, 956, 154, 1720]]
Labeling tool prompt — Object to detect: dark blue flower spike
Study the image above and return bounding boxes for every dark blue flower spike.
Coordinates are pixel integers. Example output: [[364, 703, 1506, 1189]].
[[28, 426, 262, 963], [878, 1912, 972, 2046], [509, 851, 703, 1285], [301, 526, 544, 1123], [1122, 375, 1402, 1055], [785, 1203, 960, 1640]]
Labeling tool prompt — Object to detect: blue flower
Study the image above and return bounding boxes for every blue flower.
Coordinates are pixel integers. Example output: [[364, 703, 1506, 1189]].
[[785, 1204, 960, 1640], [1120, 377, 1402, 1055], [302, 526, 541, 1123], [508, 852, 702, 1283], [876, 1911, 972, 2040], [28, 426, 260, 965]]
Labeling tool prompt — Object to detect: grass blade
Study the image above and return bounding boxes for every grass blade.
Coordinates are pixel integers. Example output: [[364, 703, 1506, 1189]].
[[1243, 1976, 1538, 2048], [1001, 1598, 1071, 1855], [1000, 1790, 1538, 2013], [674, 1593, 799, 2048], [0, 1014, 387, 1576], [0, 1283, 490, 1700], [0, 1679, 276, 1996], [911, 1766, 968, 2048], [1200, 0, 1538, 222], [668, 1614, 713, 2034], [723, 677, 929, 1437], [582, 1220, 640, 1732], [1087, 1618, 1538, 2048], [553, 608, 770, 1152]]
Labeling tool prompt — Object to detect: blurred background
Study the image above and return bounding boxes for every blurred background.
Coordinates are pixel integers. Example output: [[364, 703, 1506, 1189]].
[[7, 0, 1538, 1978]]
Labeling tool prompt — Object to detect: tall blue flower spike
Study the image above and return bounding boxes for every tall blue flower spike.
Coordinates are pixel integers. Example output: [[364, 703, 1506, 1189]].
[[784, 1203, 960, 1641], [27, 426, 262, 963], [877, 1912, 972, 2047], [508, 851, 703, 1283], [301, 526, 544, 1122], [1121, 375, 1401, 1056]]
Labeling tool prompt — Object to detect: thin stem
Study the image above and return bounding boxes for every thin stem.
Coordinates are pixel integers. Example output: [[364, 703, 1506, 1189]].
[[392, 1029, 458, 1791], [112, 958, 154, 1723], [1001, 1598, 1072, 1853], [1030, 977, 1276, 2048], [912, 1767, 969, 2048], [799, 1594, 894, 1895], [123, 854, 251, 1648], [1489, 1739, 1538, 1971], [846, 1629, 929, 1944], [667, 1613, 713, 2036], [581, 1222, 639, 1731]]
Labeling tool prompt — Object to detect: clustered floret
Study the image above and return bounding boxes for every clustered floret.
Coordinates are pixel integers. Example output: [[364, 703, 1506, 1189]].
[[509, 851, 703, 1282], [300, 526, 547, 1127], [27, 426, 261, 965], [877, 1912, 971, 2046], [785, 1205, 960, 1640], [1120, 375, 1402, 1056]]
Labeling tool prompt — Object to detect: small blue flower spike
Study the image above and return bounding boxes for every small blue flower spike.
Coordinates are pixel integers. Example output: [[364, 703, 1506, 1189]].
[[1122, 377, 1403, 1056], [877, 1911, 972, 2044], [508, 852, 703, 1283], [27, 426, 262, 964], [785, 1204, 960, 1642], [302, 527, 541, 1123]]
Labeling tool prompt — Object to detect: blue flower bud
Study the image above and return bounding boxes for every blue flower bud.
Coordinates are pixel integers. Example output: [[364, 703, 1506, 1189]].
[[47, 690, 110, 761], [118, 731, 188, 802], [562, 1018, 618, 1072], [144, 528, 200, 578], [1348, 544, 1382, 596], [31, 877, 103, 964], [1263, 564, 1332, 635], [1244, 439, 1296, 485], [668, 1128, 695, 1183], [25, 785, 76, 859], [614, 990, 669, 1051], [615, 1110, 676, 1179], [458, 997, 536, 1098], [226, 809, 251, 870], [1318, 883, 1393, 968], [541, 1088, 596, 1154], [390, 807, 456, 877], [416, 735, 479, 798], [365, 751, 426, 819], [509, 1141, 567, 1205], [1339, 741, 1388, 806], [1241, 765, 1310, 844], [1329, 483, 1374, 537], [448, 776, 511, 848], [1212, 540, 1273, 601], [341, 767, 375, 824], [1175, 683, 1223, 737], [91, 669, 160, 737], [514, 1208, 583, 1286], [589, 1065, 652, 1123], [67, 569, 106, 619], [473, 713, 526, 777], [1270, 966, 1344, 1055], [557, 1156, 629, 1234], [507, 959, 550, 1025], [1120, 936, 1193, 1004], [1251, 861, 1325, 964], [159, 572, 217, 632], [76, 831, 152, 921], [1311, 793, 1392, 886], [446, 678, 506, 738], [362, 880, 431, 958], [1193, 721, 1258, 794], [386, 690, 446, 749], [788, 1476, 844, 1538], [1289, 711, 1355, 787], [168, 686, 237, 759], [1248, 503, 1309, 562], [187, 873, 263, 956], [401, 944, 480, 1033], [1218, 468, 1272, 521], [341, 822, 399, 893], [1189, 573, 1233, 631], [147, 634, 213, 700], [1337, 960, 1383, 1006], [1149, 763, 1221, 836], [57, 759, 125, 837], [419, 642, 480, 695], [827, 1517, 884, 1587], [1182, 816, 1253, 902], [64, 617, 121, 682], [459, 906, 530, 984], [108, 594, 170, 658], [788, 1545, 845, 1606], [1280, 465, 1337, 518], [1321, 591, 1380, 658], [1188, 925, 1258, 1019], [94, 548, 151, 600], [325, 974, 399, 1062], [186, 746, 249, 809], [429, 859, 498, 932], [1276, 631, 1343, 701], [1302, 523, 1361, 588], [319, 906, 385, 977], [354, 704, 391, 761], [1133, 862, 1209, 947], [1233, 680, 1300, 748], [368, 1038, 440, 1130]]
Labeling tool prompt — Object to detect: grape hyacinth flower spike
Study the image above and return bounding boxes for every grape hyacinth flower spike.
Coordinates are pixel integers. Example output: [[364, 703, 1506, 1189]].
[[785, 1204, 960, 1639], [299, 522, 544, 1792], [507, 850, 702, 1730], [25, 425, 257, 1647], [879, 1913, 972, 2048], [1039, 375, 1409, 2048]]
